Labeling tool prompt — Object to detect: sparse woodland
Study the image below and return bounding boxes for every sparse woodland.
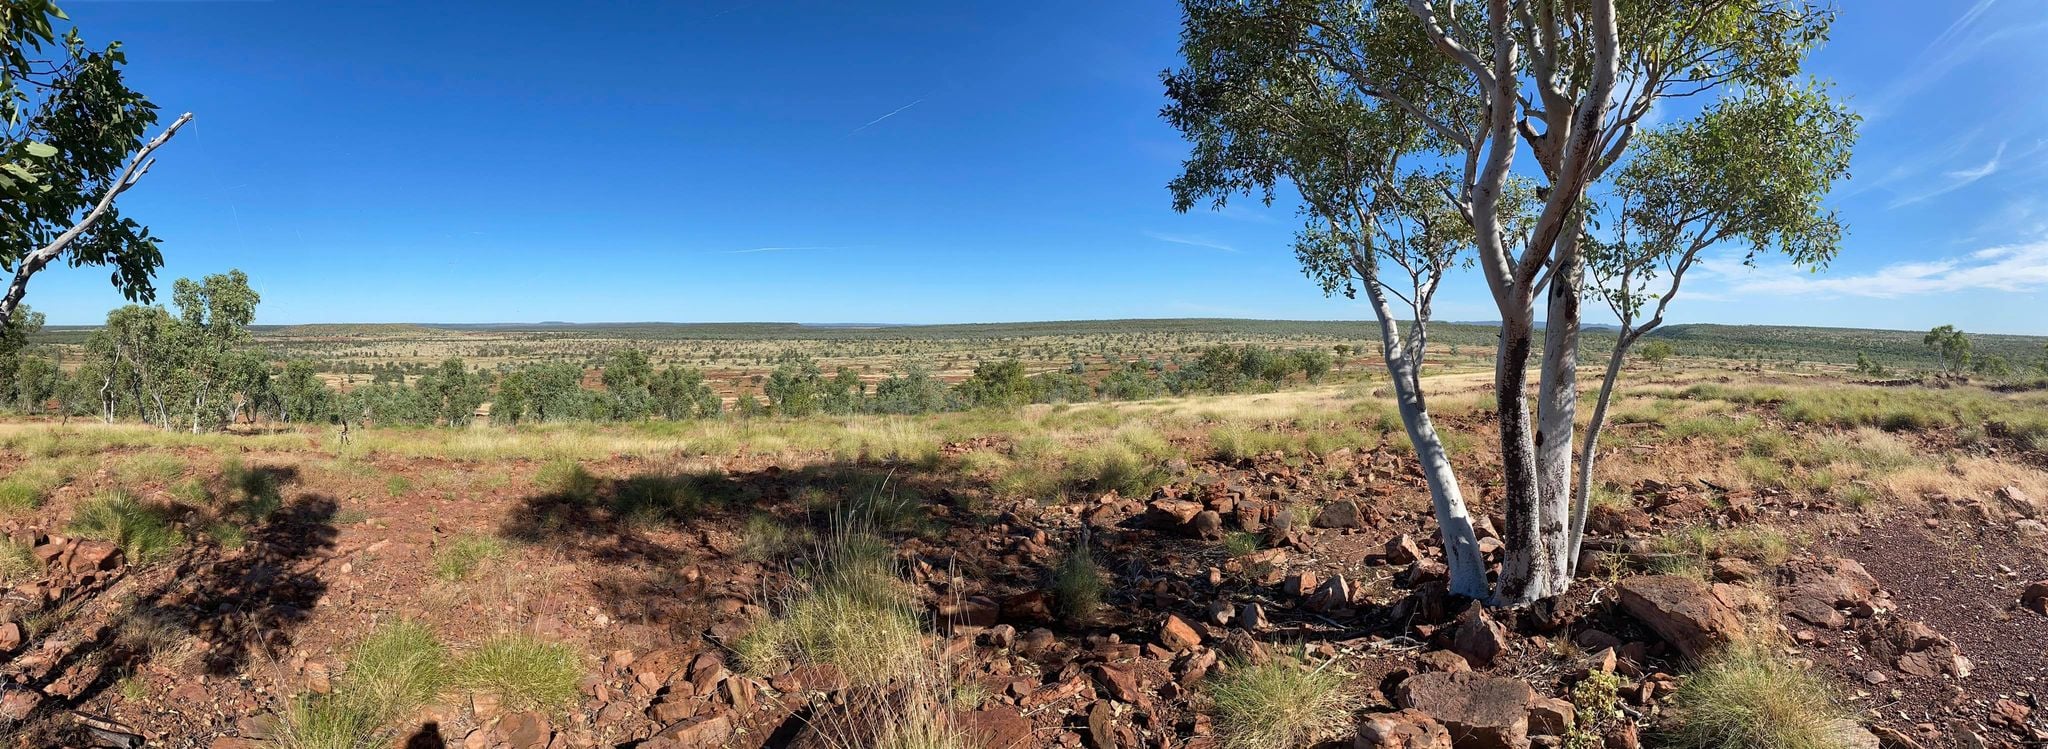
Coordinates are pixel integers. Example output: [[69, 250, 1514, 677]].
[[1, 1, 2047, 749]]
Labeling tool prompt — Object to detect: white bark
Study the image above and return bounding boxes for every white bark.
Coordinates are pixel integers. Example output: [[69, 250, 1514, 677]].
[[1363, 269, 1489, 599]]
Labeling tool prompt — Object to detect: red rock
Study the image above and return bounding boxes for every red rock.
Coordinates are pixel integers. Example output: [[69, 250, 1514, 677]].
[[1385, 534, 1423, 565], [493, 711, 551, 749], [1308, 575, 1353, 613], [1448, 601, 1509, 668], [959, 706, 1034, 749], [1355, 709, 1453, 749], [1091, 663, 1142, 703], [1617, 575, 1746, 660], [0, 688, 41, 721], [1396, 672, 1533, 749], [1527, 697, 1575, 736], [1314, 500, 1365, 529], [647, 695, 698, 724], [2022, 580, 2048, 615], [1086, 701, 1117, 749], [642, 714, 733, 749], [1236, 602, 1268, 631], [1282, 571, 1318, 598], [1415, 650, 1471, 674], [0, 621, 20, 652], [68, 540, 121, 573], [1160, 614, 1203, 652]]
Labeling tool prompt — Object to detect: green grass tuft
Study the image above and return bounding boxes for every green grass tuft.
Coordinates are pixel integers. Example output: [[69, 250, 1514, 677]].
[[432, 533, 507, 582], [453, 634, 582, 714], [1665, 644, 1851, 749], [278, 619, 448, 749], [1209, 655, 1354, 749], [67, 491, 185, 564], [1049, 545, 1106, 624]]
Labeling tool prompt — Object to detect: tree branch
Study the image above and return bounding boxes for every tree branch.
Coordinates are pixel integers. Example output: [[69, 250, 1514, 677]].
[[0, 112, 191, 329]]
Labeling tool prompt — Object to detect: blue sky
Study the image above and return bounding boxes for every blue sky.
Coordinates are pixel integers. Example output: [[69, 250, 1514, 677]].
[[25, 0, 2048, 333]]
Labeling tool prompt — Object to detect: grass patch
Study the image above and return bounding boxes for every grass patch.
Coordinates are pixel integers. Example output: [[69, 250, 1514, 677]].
[[736, 532, 925, 687], [432, 533, 508, 582], [0, 458, 86, 514], [115, 452, 188, 485], [738, 513, 800, 562], [535, 459, 599, 500], [278, 619, 448, 749], [1665, 644, 1850, 749], [1644, 526, 1793, 580], [0, 538, 37, 585], [452, 634, 582, 714], [1049, 544, 1106, 624], [67, 491, 185, 564], [1209, 655, 1353, 749]]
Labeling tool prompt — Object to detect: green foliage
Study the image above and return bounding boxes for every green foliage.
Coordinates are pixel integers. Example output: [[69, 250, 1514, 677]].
[[114, 451, 185, 485], [1925, 325, 1971, 373], [869, 363, 952, 414], [1667, 644, 1849, 749], [1208, 655, 1353, 749], [2, 2, 172, 316], [958, 358, 1035, 409], [453, 635, 582, 714], [765, 354, 826, 417], [1639, 341, 1676, 364], [67, 490, 183, 563], [1565, 671, 1624, 749], [1852, 352, 1888, 377], [1049, 544, 1107, 624]]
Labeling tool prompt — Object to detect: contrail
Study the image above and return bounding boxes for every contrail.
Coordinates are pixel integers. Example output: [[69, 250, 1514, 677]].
[[847, 97, 926, 136]]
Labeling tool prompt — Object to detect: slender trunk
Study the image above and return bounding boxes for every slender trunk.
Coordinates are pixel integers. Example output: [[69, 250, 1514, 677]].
[[1533, 217, 1586, 598], [1493, 300, 1545, 604], [1570, 324, 1634, 576], [1365, 279, 1489, 599]]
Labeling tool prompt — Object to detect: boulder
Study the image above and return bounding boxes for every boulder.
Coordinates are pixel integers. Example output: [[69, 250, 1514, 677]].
[[1356, 709, 1454, 749], [1777, 557, 1882, 612], [642, 713, 734, 749], [1861, 618, 1970, 679], [1396, 672, 1534, 749], [1617, 575, 1746, 660], [958, 706, 1034, 749]]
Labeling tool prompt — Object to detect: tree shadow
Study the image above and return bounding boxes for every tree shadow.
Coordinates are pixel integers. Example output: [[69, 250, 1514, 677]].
[[2, 468, 337, 737]]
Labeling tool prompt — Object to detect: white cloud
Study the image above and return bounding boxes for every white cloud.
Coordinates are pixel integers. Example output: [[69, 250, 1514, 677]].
[[1702, 240, 2048, 299], [1143, 231, 1240, 252], [1887, 141, 2007, 207]]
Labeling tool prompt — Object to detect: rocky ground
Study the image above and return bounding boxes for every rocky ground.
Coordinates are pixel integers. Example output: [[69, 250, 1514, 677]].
[[1, 419, 2045, 749]]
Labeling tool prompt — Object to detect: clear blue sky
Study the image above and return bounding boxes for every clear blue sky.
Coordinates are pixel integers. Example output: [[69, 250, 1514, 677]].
[[26, 0, 2048, 334]]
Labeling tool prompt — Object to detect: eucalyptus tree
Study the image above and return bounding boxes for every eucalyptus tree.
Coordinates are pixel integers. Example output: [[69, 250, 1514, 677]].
[[2, 1, 192, 329], [1576, 86, 1855, 567], [1166, 0, 1841, 603], [1924, 325, 1969, 373], [173, 269, 259, 433]]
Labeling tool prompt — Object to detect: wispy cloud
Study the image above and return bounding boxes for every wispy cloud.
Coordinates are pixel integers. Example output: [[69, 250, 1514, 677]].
[[1143, 230, 1239, 253], [847, 97, 927, 136], [1700, 239, 2048, 299], [1864, 5, 2048, 121], [1888, 141, 2006, 207]]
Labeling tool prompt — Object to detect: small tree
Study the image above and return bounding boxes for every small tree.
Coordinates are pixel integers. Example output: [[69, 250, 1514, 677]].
[[1924, 325, 1970, 373]]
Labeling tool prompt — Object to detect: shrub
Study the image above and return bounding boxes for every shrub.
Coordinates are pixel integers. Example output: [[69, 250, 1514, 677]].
[[453, 634, 582, 714], [68, 491, 185, 564], [1209, 655, 1353, 749], [1665, 644, 1849, 749], [432, 533, 507, 582], [1049, 545, 1106, 624]]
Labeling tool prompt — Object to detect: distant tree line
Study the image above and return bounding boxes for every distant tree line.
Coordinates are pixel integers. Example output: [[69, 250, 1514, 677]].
[[0, 277, 1340, 430]]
